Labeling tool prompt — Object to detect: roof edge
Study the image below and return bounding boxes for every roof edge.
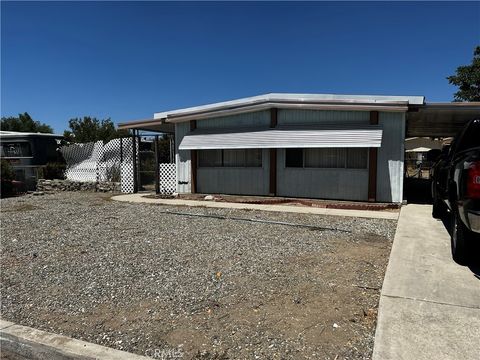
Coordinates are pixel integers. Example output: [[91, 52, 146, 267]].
[[167, 102, 410, 123], [0, 131, 63, 138], [152, 93, 423, 123]]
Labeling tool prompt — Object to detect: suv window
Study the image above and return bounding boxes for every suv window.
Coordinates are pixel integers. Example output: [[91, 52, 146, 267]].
[[456, 119, 480, 153]]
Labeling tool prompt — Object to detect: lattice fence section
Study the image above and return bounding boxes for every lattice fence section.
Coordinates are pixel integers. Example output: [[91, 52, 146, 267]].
[[159, 163, 176, 194], [60, 137, 136, 193], [120, 138, 136, 194]]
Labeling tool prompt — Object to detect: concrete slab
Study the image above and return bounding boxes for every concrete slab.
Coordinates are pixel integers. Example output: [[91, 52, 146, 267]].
[[0, 320, 151, 359], [373, 204, 480, 360], [382, 204, 480, 308], [0, 319, 15, 330], [112, 193, 399, 220], [374, 296, 480, 360]]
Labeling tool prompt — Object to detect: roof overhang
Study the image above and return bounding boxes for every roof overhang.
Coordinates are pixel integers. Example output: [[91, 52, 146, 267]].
[[154, 93, 424, 123], [0, 131, 63, 139], [117, 118, 175, 133], [118, 93, 425, 132]]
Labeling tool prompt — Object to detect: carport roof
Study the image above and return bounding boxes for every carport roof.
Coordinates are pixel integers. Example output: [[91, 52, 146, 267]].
[[406, 102, 480, 137], [117, 118, 175, 133]]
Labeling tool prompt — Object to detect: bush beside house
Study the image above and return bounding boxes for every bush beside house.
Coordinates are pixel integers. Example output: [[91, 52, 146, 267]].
[[1, 159, 15, 197]]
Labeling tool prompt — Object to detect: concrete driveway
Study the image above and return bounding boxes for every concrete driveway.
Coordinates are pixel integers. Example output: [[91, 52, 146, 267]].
[[373, 204, 480, 360]]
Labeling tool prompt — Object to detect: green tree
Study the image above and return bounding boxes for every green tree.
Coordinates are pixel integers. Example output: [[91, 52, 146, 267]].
[[447, 45, 480, 102], [63, 117, 128, 143], [0, 112, 53, 133]]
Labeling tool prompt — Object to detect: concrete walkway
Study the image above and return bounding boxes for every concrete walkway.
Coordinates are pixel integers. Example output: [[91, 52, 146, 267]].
[[112, 193, 399, 220], [373, 204, 480, 360]]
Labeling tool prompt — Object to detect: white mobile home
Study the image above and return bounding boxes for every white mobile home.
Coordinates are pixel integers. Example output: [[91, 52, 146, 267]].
[[118, 93, 480, 203]]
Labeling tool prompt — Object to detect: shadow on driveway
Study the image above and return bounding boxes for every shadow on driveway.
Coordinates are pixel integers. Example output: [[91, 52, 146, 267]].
[[403, 178, 433, 205], [404, 177, 480, 279], [439, 210, 480, 280]]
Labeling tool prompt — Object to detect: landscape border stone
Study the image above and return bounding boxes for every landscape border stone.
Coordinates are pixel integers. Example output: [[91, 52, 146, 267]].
[[36, 179, 120, 193], [0, 319, 151, 360]]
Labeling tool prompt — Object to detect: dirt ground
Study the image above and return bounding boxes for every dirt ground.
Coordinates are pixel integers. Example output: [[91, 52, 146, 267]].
[[1, 192, 396, 359]]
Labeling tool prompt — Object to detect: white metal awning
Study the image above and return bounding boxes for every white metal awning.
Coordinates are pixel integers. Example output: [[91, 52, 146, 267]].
[[178, 125, 383, 150]]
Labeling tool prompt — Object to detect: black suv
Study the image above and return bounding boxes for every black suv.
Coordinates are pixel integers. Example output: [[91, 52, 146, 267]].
[[431, 119, 480, 264]]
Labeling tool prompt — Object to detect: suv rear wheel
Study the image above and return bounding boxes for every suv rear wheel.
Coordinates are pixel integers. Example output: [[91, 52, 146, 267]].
[[432, 196, 446, 219], [432, 182, 446, 219], [451, 209, 472, 265]]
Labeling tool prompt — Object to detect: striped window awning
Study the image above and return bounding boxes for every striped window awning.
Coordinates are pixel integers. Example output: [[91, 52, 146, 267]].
[[178, 125, 383, 150]]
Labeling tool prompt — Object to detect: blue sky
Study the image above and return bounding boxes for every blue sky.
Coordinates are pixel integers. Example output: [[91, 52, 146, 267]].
[[1, 1, 479, 133]]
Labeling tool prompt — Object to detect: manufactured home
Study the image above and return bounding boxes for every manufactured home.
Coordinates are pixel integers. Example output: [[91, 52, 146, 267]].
[[118, 93, 480, 203], [0, 131, 64, 190]]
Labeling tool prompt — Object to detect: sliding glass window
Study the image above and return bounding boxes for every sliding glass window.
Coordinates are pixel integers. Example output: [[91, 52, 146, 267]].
[[198, 149, 262, 167], [285, 148, 368, 169]]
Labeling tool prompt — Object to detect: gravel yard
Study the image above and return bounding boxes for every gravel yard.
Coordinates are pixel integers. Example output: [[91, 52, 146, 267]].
[[1, 192, 396, 360]]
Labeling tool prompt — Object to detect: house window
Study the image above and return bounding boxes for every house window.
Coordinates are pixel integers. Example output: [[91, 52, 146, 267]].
[[198, 149, 262, 167], [305, 148, 346, 168], [0, 142, 32, 158], [285, 148, 303, 167], [285, 148, 368, 169], [224, 149, 246, 167], [198, 150, 222, 167], [346, 148, 368, 169]]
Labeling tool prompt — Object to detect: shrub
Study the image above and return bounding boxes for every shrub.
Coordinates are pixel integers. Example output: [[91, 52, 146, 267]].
[[40, 162, 66, 180], [1, 159, 15, 197], [1, 159, 14, 179]]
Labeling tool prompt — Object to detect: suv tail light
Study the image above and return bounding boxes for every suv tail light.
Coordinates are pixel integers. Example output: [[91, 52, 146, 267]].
[[466, 161, 480, 199]]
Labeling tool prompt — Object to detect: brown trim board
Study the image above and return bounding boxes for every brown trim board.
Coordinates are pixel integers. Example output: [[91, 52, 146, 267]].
[[190, 120, 197, 193], [368, 111, 379, 202], [269, 108, 278, 196]]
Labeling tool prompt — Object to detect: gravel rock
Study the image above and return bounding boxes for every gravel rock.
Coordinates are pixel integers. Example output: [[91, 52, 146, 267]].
[[1, 192, 396, 359]]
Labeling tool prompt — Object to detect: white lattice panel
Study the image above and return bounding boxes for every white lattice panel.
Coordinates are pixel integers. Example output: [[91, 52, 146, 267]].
[[120, 138, 136, 194], [98, 138, 122, 182], [160, 163, 176, 194]]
